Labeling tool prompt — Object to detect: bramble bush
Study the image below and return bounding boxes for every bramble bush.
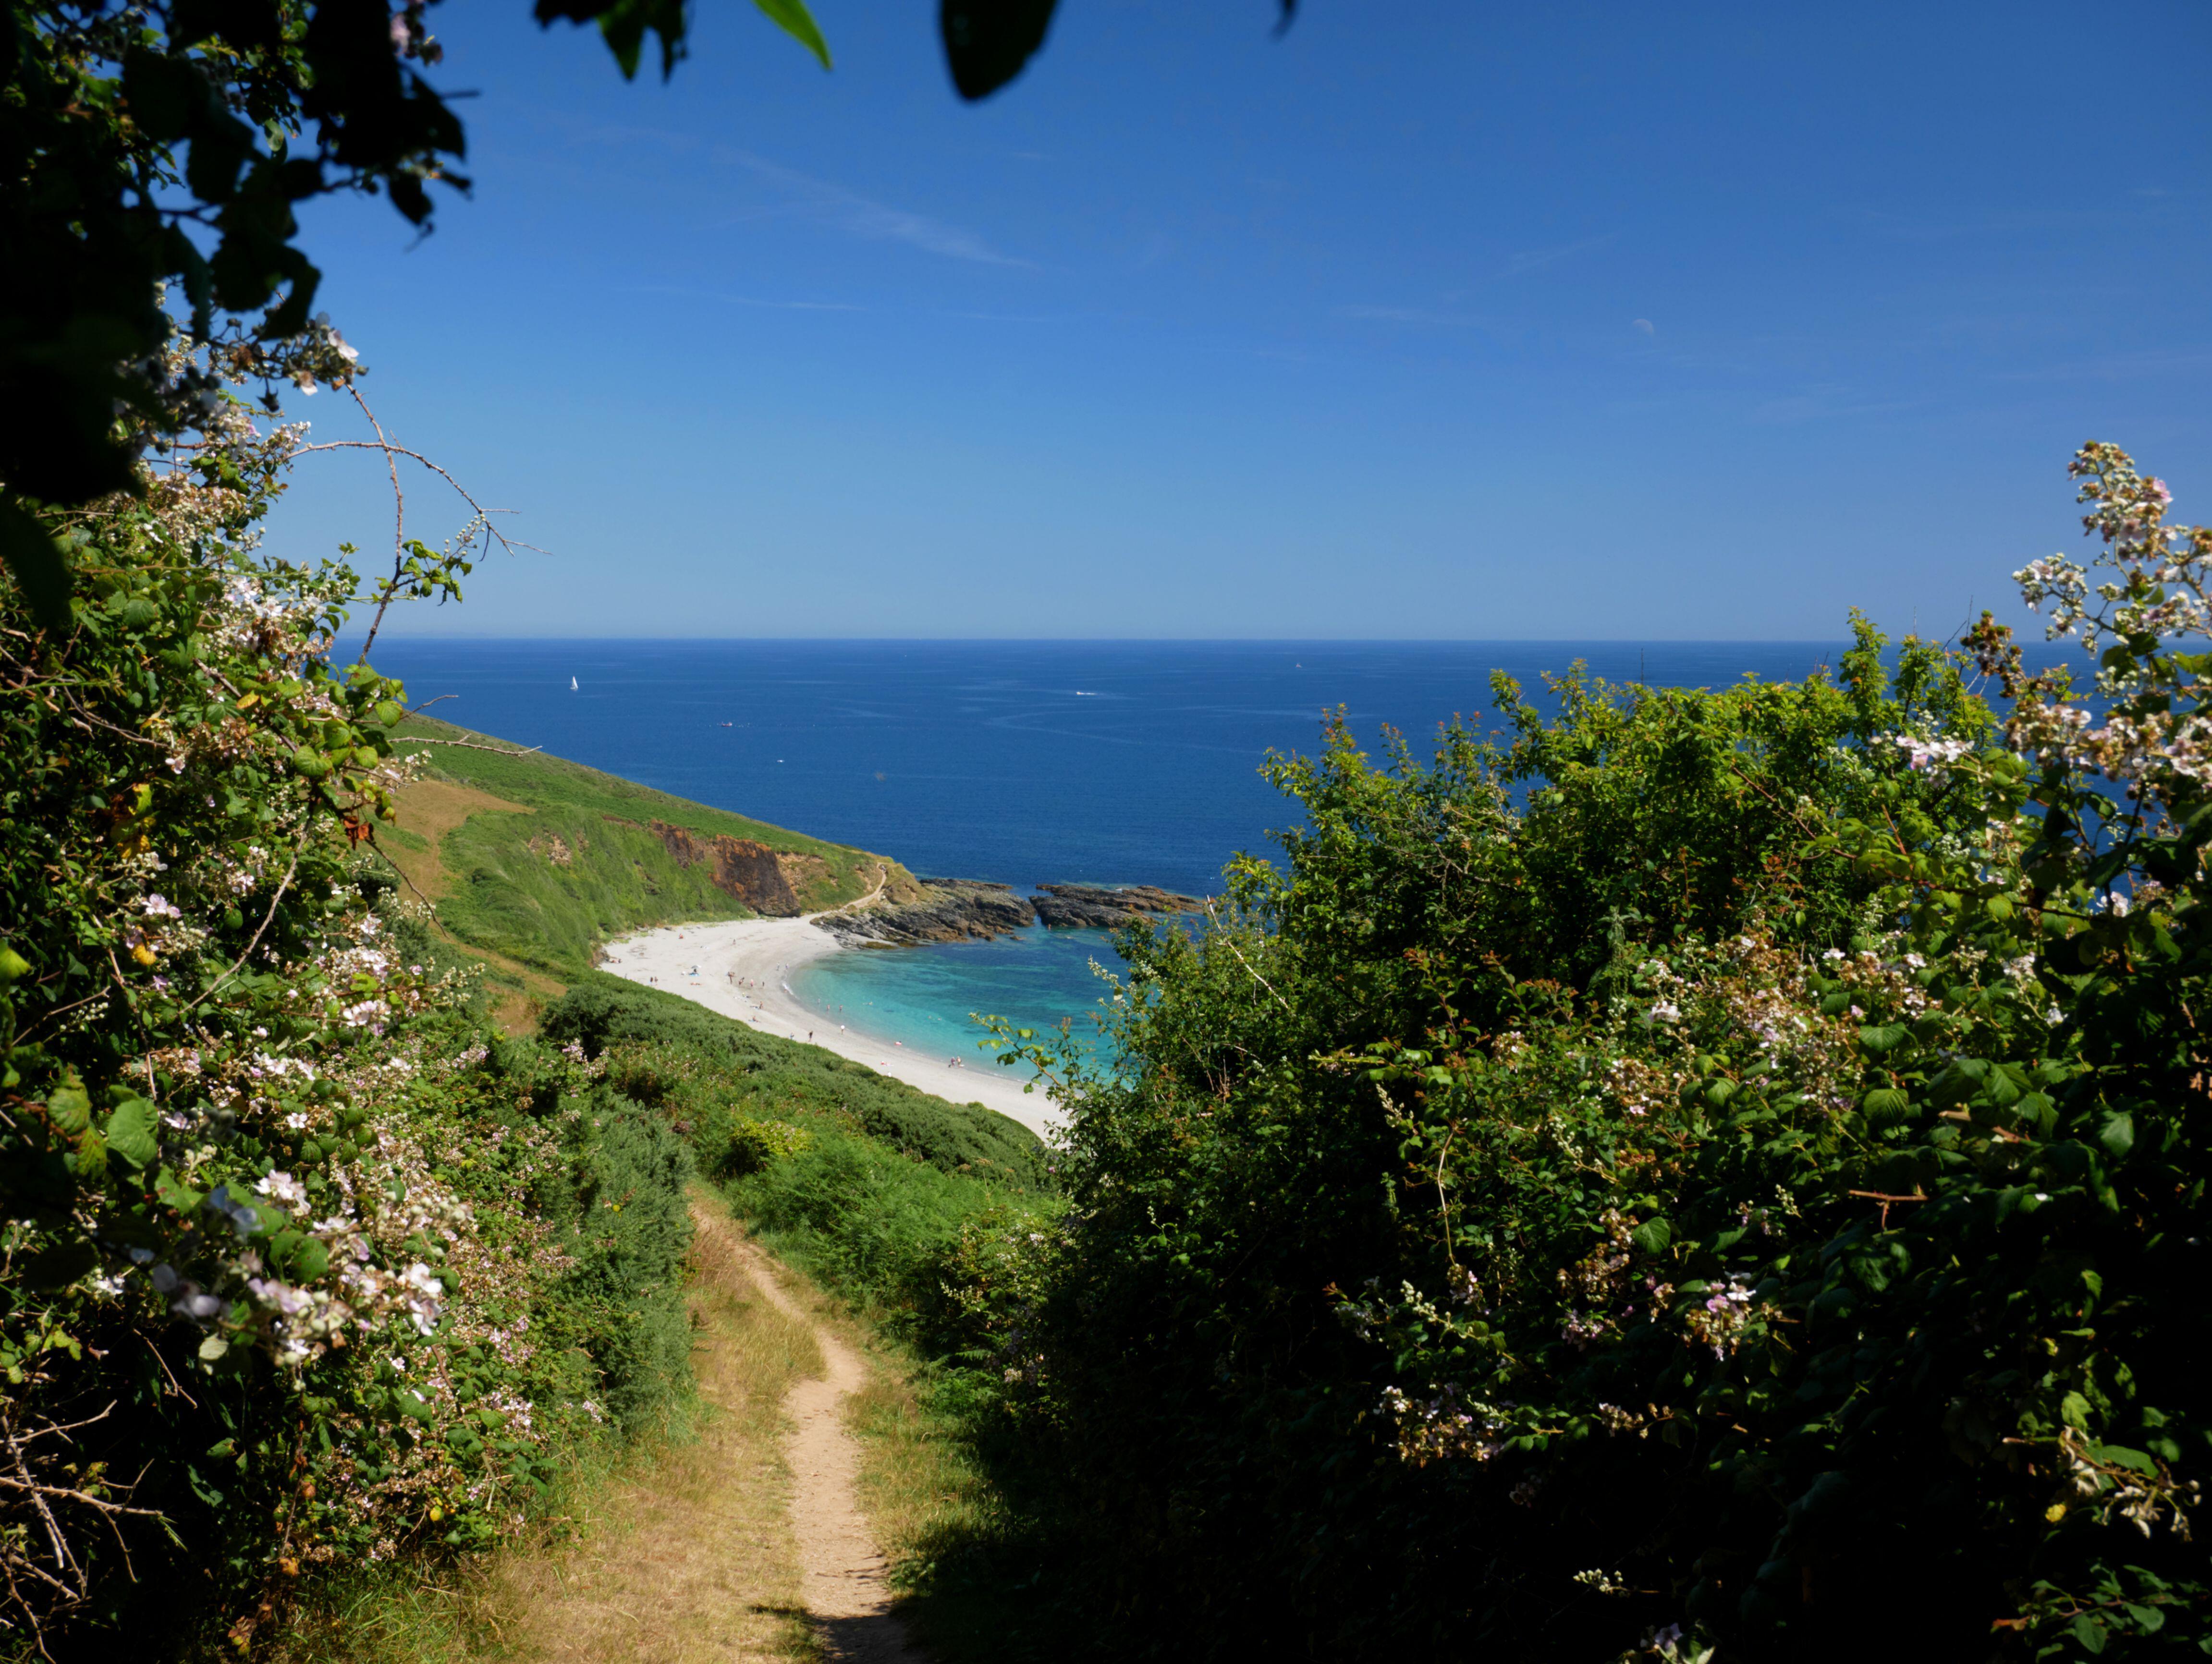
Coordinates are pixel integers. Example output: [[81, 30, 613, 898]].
[[941, 444, 2209, 1661], [0, 350, 696, 1655]]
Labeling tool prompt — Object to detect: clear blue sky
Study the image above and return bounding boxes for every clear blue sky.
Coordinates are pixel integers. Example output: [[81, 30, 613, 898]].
[[277, 0, 2212, 641]]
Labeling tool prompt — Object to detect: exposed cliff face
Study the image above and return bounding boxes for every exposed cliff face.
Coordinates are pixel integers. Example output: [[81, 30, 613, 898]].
[[645, 820, 828, 917], [814, 879, 1037, 946], [1031, 883, 1205, 929]]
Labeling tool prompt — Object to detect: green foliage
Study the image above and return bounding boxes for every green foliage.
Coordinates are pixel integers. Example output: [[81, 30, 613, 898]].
[[543, 975, 1048, 1191], [0, 386, 698, 1651], [0, 0, 827, 584], [931, 457, 2211, 1662]]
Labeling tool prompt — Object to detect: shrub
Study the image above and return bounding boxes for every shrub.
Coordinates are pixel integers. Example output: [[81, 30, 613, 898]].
[[542, 974, 1048, 1189], [0, 363, 699, 1654], [946, 446, 2211, 1662]]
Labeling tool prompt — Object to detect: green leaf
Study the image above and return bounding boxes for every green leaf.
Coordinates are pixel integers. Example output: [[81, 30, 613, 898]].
[[2098, 1111, 2134, 1160], [198, 1335, 229, 1362], [1630, 1217, 1672, 1254], [2072, 1613, 2106, 1654], [2091, 1443, 2157, 1474], [44, 1079, 92, 1136], [1858, 1023, 1910, 1055], [753, 0, 831, 67], [0, 499, 72, 634], [157, 1168, 206, 1214], [1860, 1087, 1912, 1123], [104, 1098, 159, 1168], [941, 0, 1059, 101]]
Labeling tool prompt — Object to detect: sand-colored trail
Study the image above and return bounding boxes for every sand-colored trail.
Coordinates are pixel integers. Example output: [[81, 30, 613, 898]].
[[730, 1233, 920, 1663], [482, 1196, 919, 1662]]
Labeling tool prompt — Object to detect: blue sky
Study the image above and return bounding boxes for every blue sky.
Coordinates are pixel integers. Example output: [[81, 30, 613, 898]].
[[278, 0, 2212, 640]]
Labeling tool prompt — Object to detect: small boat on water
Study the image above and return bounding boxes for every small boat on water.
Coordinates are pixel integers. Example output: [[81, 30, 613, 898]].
[[569, 676, 578, 691]]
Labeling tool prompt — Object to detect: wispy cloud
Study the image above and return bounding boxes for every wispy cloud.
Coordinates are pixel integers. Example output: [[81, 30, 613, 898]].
[[1336, 304, 1484, 327], [632, 284, 865, 312], [716, 150, 1029, 267], [1750, 386, 1922, 425], [1834, 205, 2124, 243], [1989, 347, 2212, 384], [1499, 233, 1616, 277]]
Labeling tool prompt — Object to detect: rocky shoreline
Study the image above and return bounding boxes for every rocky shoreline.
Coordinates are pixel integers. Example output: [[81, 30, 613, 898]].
[[814, 878, 1204, 947]]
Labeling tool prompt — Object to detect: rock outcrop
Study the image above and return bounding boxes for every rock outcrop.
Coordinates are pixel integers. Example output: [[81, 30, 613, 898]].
[[645, 820, 828, 917], [814, 879, 1037, 946], [1030, 883, 1205, 929]]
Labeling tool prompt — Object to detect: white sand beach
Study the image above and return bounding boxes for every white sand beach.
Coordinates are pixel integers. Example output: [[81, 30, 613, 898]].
[[599, 916, 1063, 1136]]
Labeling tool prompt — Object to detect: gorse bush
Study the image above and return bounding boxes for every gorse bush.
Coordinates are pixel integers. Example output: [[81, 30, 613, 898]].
[[944, 445, 2209, 1661]]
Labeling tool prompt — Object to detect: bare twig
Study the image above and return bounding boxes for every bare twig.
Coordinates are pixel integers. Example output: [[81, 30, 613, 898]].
[[291, 389, 541, 664], [393, 737, 542, 757], [1204, 900, 1294, 1015], [185, 846, 303, 1012]]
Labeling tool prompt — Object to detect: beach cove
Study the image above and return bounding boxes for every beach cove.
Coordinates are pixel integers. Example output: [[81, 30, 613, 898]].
[[600, 916, 1064, 1135]]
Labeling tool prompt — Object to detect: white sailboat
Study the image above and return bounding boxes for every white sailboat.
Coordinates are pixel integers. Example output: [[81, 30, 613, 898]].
[[569, 676, 578, 691]]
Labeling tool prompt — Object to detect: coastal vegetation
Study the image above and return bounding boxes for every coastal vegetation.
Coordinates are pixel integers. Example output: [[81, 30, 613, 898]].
[[0, 340, 1039, 1656], [884, 445, 2211, 1661], [2, 329, 2206, 1662]]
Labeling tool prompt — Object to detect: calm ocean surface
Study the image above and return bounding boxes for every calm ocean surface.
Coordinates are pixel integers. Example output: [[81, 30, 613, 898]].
[[372, 641, 1845, 1064]]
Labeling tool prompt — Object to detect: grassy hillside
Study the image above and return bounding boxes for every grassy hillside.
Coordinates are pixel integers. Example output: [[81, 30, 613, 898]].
[[382, 714, 903, 982]]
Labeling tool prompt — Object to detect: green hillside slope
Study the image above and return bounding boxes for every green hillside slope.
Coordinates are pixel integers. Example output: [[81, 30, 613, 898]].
[[384, 714, 901, 979]]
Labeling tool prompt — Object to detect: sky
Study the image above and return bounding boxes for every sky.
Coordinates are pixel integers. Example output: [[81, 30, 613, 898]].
[[274, 0, 2212, 641]]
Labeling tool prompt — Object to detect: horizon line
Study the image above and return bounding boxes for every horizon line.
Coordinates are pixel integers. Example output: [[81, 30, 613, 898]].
[[353, 634, 1859, 647]]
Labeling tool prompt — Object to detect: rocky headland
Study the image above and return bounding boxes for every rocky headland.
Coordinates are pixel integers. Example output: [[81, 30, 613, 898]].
[[814, 878, 1037, 946], [815, 877, 1206, 946], [1030, 883, 1206, 928]]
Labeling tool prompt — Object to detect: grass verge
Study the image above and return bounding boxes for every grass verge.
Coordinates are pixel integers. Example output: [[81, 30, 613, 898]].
[[268, 1190, 827, 1664]]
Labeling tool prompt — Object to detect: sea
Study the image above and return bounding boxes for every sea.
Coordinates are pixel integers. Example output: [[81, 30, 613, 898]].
[[370, 641, 1846, 1067]]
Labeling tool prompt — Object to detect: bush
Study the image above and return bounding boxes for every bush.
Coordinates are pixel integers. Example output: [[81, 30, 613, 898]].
[[939, 447, 2212, 1662], [0, 367, 702, 1655], [542, 974, 1048, 1188]]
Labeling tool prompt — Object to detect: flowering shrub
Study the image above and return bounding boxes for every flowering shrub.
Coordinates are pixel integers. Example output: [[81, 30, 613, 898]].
[[942, 447, 2208, 1661], [0, 378, 695, 1650]]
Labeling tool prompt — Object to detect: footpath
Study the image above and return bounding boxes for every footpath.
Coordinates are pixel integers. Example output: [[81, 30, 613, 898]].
[[481, 1195, 920, 1663]]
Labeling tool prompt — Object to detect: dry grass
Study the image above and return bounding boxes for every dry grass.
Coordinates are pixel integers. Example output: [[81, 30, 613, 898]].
[[846, 1371, 994, 1597], [271, 1198, 961, 1664], [466, 1194, 827, 1664], [382, 779, 534, 904], [380, 777, 565, 1033]]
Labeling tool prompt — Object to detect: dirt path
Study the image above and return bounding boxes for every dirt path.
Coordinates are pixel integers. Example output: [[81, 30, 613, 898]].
[[480, 1196, 918, 1664], [727, 1236, 922, 1664]]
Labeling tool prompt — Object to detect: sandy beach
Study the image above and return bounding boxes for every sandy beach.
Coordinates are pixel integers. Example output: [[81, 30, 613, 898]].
[[599, 915, 1063, 1136]]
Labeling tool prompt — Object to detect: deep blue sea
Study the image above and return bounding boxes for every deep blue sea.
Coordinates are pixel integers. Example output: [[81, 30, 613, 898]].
[[371, 641, 1845, 1063]]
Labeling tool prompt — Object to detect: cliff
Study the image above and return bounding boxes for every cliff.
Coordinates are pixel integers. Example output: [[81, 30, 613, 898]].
[[648, 820, 830, 917]]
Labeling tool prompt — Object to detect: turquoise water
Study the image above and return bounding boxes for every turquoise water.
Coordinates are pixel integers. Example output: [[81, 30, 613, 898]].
[[791, 924, 1127, 1071], [373, 640, 1849, 1062]]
